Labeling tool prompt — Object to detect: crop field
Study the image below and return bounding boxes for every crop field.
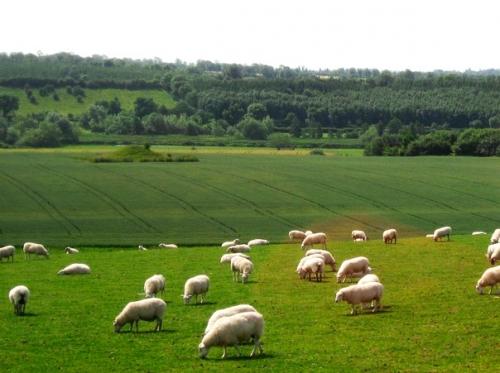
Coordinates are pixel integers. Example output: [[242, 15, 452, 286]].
[[0, 236, 497, 372], [0, 146, 499, 246]]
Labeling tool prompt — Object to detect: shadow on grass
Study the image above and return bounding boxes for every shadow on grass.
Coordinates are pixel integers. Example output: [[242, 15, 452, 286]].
[[187, 301, 217, 307], [116, 328, 176, 335], [207, 353, 275, 362], [16, 312, 37, 317], [341, 305, 393, 317]]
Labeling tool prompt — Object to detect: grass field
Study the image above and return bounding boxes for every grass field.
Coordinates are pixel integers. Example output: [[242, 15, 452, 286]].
[[0, 146, 499, 246], [0, 236, 497, 371], [0, 87, 176, 115]]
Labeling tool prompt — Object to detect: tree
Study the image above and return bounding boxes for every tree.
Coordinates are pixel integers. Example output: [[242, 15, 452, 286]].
[[134, 97, 158, 118], [268, 133, 292, 149], [246, 103, 267, 120], [142, 113, 167, 134], [18, 121, 63, 147], [237, 117, 269, 140], [223, 64, 242, 80], [0, 95, 19, 118]]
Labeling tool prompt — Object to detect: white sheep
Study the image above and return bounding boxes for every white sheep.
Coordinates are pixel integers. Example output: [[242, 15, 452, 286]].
[[144, 274, 166, 298], [352, 230, 368, 241], [199, 311, 264, 359], [57, 263, 91, 275], [204, 304, 257, 335], [433, 226, 452, 242], [475, 266, 500, 294], [298, 256, 324, 282], [64, 246, 79, 254], [296, 255, 321, 276], [357, 274, 380, 285], [8, 285, 30, 315], [288, 230, 306, 241], [305, 249, 336, 271], [489, 245, 500, 265], [183, 275, 210, 304], [336, 256, 371, 283], [0, 245, 15, 262], [221, 239, 240, 249], [425, 234, 434, 238], [227, 244, 251, 253], [23, 242, 49, 259], [472, 231, 487, 236], [247, 239, 269, 246], [138, 245, 148, 251], [382, 229, 397, 244], [304, 230, 313, 236], [335, 282, 384, 315], [230, 256, 254, 283], [113, 298, 166, 332], [159, 243, 178, 249], [301, 232, 327, 250], [220, 253, 250, 264], [490, 229, 500, 244], [486, 243, 500, 261]]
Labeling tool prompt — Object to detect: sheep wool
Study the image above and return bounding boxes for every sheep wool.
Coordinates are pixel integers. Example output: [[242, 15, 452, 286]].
[[0, 245, 15, 262], [23, 242, 49, 259], [335, 282, 384, 315], [8, 285, 30, 315], [57, 263, 91, 275], [113, 298, 166, 332], [475, 266, 500, 295], [183, 275, 210, 304], [144, 274, 166, 298], [204, 304, 258, 335]]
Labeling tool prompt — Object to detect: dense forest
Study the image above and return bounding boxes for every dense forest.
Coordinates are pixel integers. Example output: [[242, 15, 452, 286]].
[[0, 52, 499, 155]]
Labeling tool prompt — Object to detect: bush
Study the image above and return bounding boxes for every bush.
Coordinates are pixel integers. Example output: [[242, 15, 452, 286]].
[[406, 131, 456, 156], [310, 148, 325, 155], [268, 133, 293, 149], [237, 116, 269, 140], [455, 128, 500, 156]]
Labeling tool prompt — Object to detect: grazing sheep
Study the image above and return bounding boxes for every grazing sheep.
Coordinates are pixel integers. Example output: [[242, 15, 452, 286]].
[[57, 263, 91, 275], [475, 266, 500, 295], [183, 275, 210, 304], [64, 246, 79, 254], [230, 256, 254, 283], [335, 282, 384, 315], [383, 229, 397, 244], [352, 230, 368, 241], [23, 242, 49, 259], [199, 311, 264, 359], [433, 226, 452, 242], [113, 298, 166, 332], [305, 249, 336, 271], [289, 230, 307, 241], [138, 245, 148, 251], [144, 274, 166, 298], [336, 256, 370, 283], [227, 244, 251, 253], [490, 229, 500, 244], [0, 245, 15, 262], [301, 232, 327, 250], [247, 239, 269, 246], [357, 274, 380, 285], [304, 230, 313, 236], [489, 245, 500, 265], [472, 231, 487, 236], [220, 253, 250, 264], [221, 239, 240, 249], [425, 234, 434, 238], [159, 243, 178, 249], [8, 285, 30, 315], [486, 243, 500, 261], [298, 256, 324, 282], [204, 304, 257, 335], [296, 255, 322, 277]]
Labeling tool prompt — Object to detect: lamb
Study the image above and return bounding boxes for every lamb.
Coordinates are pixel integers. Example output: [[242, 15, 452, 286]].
[[297, 256, 324, 282], [57, 263, 91, 275], [357, 274, 380, 285], [204, 304, 257, 335], [183, 275, 210, 304], [472, 231, 487, 236], [226, 244, 251, 253], [288, 230, 307, 241], [221, 239, 240, 249], [138, 245, 148, 251], [64, 246, 79, 254], [0, 245, 15, 262], [490, 229, 500, 244], [383, 229, 397, 244], [301, 232, 327, 250], [113, 298, 166, 332], [433, 226, 452, 241], [159, 243, 178, 249], [336, 256, 370, 283], [247, 239, 269, 246], [489, 245, 500, 265], [486, 243, 500, 261], [230, 256, 254, 283], [352, 230, 368, 241], [220, 253, 250, 264], [335, 282, 384, 315], [475, 266, 500, 295], [144, 274, 166, 298], [305, 249, 336, 271], [23, 242, 49, 259], [8, 285, 30, 315], [199, 311, 264, 359]]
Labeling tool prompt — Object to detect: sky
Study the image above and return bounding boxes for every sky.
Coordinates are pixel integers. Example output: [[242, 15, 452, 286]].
[[2, 0, 499, 72]]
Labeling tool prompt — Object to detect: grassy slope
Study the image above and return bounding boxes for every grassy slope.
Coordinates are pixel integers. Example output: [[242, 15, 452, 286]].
[[0, 87, 175, 115], [0, 236, 497, 371]]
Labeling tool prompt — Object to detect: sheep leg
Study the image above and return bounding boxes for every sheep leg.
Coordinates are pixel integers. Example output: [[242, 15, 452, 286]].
[[489, 286, 493, 295], [221, 346, 227, 359], [350, 305, 356, 315], [234, 344, 241, 357], [250, 340, 259, 357], [200, 293, 205, 304], [135, 320, 139, 332]]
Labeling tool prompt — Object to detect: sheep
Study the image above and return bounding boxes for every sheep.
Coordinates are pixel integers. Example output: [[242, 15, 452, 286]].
[[489, 245, 500, 265], [144, 274, 166, 298], [433, 226, 452, 242], [490, 229, 500, 244], [199, 311, 264, 359], [305, 249, 336, 271], [221, 239, 240, 249], [57, 263, 91, 275], [486, 243, 500, 261], [296, 255, 322, 276], [247, 239, 269, 247], [230, 256, 254, 283], [357, 274, 380, 285], [220, 253, 250, 264], [204, 304, 257, 335], [304, 230, 313, 236], [300, 232, 327, 250], [159, 243, 178, 249], [138, 245, 148, 251], [23, 242, 49, 259], [352, 230, 368, 241], [0, 245, 15, 262], [8, 285, 30, 315], [288, 230, 306, 241], [425, 234, 434, 238], [64, 246, 79, 254], [383, 229, 397, 244], [472, 231, 487, 236], [475, 266, 500, 295], [336, 256, 370, 283], [297, 256, 324, 282], [113, 298, 166, 332], [183, 275, 210, 304], [227, 244, 251, 253], [335, 282, 384, 315]]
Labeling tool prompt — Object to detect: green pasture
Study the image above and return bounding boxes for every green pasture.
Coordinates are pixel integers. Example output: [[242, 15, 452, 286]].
[[0, 237, 497, 371]]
